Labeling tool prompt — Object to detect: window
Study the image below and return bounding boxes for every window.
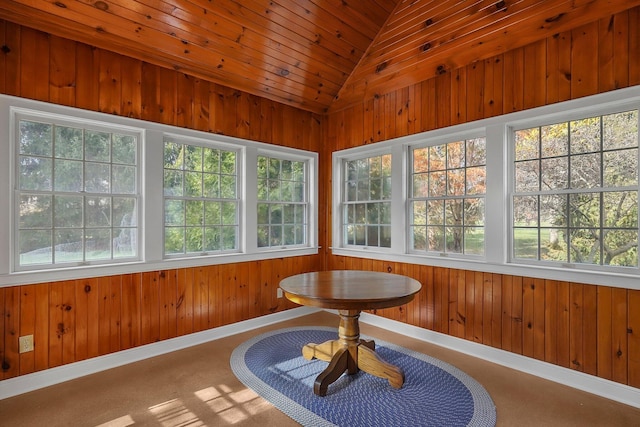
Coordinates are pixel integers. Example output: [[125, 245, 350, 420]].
[[342, 154, 392, 248], [163, 137, 239, 256], [332, 86, 640, 290], [512, 110, 638, 267], [409, 138, 486, 256], [1, 96, 318, 286], [257, 155, 308, 248], [16, 117, 140, 269]]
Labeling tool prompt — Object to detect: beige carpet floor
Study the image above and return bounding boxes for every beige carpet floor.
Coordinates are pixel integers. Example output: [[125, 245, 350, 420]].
[[1, 311, 639, 426]]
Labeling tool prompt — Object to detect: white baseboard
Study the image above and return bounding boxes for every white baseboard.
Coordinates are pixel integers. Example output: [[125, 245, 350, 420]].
[[0, 306, 320, 400], [3, 307, 638, 410], [359, 312, 640, 409]]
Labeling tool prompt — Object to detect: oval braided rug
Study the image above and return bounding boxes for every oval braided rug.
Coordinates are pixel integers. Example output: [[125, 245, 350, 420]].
[[231, 327, 496, 427]]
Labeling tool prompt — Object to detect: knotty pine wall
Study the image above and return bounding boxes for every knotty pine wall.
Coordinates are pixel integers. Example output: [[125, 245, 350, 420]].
[[0, 21, 326, 380], [325, 8, 640, 389]]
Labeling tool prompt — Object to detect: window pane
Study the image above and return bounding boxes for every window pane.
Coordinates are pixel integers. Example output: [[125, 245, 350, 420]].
[[85, 130, 110, 162], [185, 145, 203, 171], [540, 228, 567, 262], [569, 228, 600, 264], [603, 110, 638, 150], [541, 123, 568, 157], [55, 229, 83, 262], [85, 197, 111, 227], [85, 228, 111, 260], [603, 191, 637, 228], [603, 230, 638, 266], [604, 148, 637, 187], [112, 134, 136, 165], [515, 128, 539, 161], [427, 226, 444, 251], [85, 162, 111, 193], [55, 126, 83, 160], [20, 230, 52, 265], [20, 156, 52, 191], [20, 195, 52, 228], [570, 153, 601, 188], [515, 160, 539, 192], [20, 121, 52, 156], [464, 227, 484, 255], [514, 228, 538, 259], [54, 195, 82, 228], [513, 196, 538, 227], [164, 141, 183, 169], [112, 165, 136, 194], [164, 170, 183, 196], [447, 141, 464, 168], [540, 157, 568, 190], [165, 227, 185, 254], [570, 117, 600, 154]]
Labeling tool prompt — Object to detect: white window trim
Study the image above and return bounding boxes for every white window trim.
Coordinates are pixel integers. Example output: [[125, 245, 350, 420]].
[[0, 95, 318, 287], [332, 85, 640, 290]]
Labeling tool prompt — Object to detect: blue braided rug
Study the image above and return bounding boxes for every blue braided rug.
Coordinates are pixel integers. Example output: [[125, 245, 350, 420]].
[[230, 327, 496, 427]]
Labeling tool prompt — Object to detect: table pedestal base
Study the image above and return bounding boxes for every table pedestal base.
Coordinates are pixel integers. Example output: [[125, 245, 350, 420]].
[[302, 309, 404, 396]]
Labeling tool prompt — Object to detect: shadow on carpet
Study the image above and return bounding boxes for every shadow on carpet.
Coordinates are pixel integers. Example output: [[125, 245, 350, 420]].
[[230, 327, 496, 427]]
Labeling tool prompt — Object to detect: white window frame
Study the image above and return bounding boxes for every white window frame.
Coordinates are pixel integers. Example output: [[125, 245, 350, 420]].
[[332, 85, 640, 290], [0, 95, 318, 287], [12, 109, 144, 271]]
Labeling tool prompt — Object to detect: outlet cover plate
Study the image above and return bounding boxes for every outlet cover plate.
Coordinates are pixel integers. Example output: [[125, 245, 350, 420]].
[[19, 335, 34, 353]]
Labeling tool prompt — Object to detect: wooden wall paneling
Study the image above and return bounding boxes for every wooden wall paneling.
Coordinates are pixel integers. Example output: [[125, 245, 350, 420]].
[[448, 268, 462, 338], [569, 282, 584, 371], [501, 275, 514, 352], [176, 268, 194, 337], [140, 271, 160, 345], [420, 264, 434, 330], [61, 280, 77, 364], [407, 84, 419, 135], [532, 278, 546, 361], [432, 266, 449, 334], [450, 67, 467, 126], [192, 77, 210, 132], [2, 287, 20, 378], [2, 21, 20, 96], [523, 40, 547, 110], [120, 273, 141, 350], [395, 86, 410, 138], [349, 102, 364, 148], [236, 261, 249, 322], [582, 284, 598, 375], [20, 26, 49, 102], [596, 286, 613, 380], [384, 91, 396, 141], [419, 78, 436, 132], [556, 281, 571, 369], [611, 287, 628, 384], [544, 280, 559, 365], [159, 269, 178, 341], [612, 10, 629, 89], [259, 97, 274, 144], [472, 271, 484, 344], [75, 277, 100, 361], [49, 35, 76, 107], [205, 265, 219, 328], [466, 60, 485, 123], [0, 288, 5, 378], [0, 20, 6, 94], [75, 43, 99, 112], [481, 273, 493, 347], [246, 93, 262, 143], [34, 283, 50, 371], [464, 270, 476, 342], [630, 7, 640, 85], [97, 277, 112, 355], [502, 47, 525, 114], [545, 30, 572, 105], [98, 50, 122, 116], [219, 263, 234, 325], [571, 22, 600, 100], [235, 90, 250, 140], [191, 266, 207, 333], [629, 290, 640, 388], [259, 259, 275, 315], [434, 72, 452, 129], [483, 56, 504, 118], [597, 13, 615, 93], [247, 261, 260, 319], [18, 285, 35, 375], [490, 273, 502, 349], [372, 94, 384, 143], [510, 276, 524, 355], [48, 281, 64, 368], [176, 73, 194, 130], [120, 55, 142, 119]]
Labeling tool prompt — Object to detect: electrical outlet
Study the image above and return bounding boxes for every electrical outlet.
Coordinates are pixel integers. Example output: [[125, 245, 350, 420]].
[[19, 335, 34, 353], [277, 288, 283, 298]]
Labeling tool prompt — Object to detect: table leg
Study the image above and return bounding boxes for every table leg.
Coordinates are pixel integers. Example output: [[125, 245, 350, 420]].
[[301, 310, 404, 396]]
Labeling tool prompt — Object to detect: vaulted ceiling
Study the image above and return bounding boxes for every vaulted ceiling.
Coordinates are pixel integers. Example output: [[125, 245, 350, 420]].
[[1, 0, 638, 114]]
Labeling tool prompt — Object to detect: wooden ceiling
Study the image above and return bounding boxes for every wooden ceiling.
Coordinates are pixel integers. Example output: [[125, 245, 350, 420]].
[[1, 0, 639, 114]]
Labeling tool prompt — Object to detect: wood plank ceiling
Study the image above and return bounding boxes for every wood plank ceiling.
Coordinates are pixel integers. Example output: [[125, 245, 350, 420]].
[[1, 0, 639, 114]]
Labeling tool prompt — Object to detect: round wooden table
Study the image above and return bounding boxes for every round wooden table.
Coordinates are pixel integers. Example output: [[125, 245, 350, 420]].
[[279, 270, 422, 396]]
